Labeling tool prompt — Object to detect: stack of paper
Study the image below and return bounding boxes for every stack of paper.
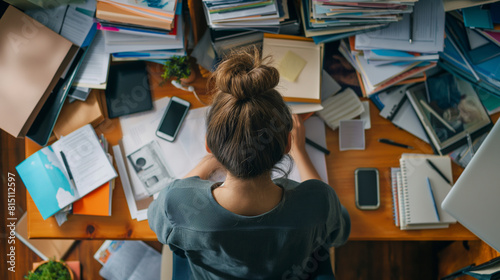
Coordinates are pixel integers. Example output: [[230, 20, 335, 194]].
[[336, 0, 443, 96], [301, 0, 418, 44], [202, 0, 285, 32], [340, 40, 436, 97], [95, 0, 186, 61]]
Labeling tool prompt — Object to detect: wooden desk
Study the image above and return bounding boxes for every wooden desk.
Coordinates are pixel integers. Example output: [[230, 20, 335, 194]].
[[26, 62, 495, 241]]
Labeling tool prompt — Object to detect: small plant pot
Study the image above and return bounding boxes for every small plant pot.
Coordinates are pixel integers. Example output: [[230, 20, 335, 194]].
[[180, 70, 196, 86], [29, 260, 75, 280]]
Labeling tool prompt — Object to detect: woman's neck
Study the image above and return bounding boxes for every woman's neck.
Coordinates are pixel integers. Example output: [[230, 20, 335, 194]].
[[213, 173, 283, 216]]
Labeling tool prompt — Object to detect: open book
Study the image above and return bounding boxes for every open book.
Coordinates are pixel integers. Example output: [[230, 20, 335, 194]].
[[16, 124, 117, 219]]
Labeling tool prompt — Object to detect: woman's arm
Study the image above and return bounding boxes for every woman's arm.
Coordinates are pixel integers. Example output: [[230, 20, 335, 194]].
[[289, 114, 322, 181], [183, 154, 223, 180]]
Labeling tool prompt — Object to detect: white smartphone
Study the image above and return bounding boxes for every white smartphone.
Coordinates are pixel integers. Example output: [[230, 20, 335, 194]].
[[156, 96, 191, 142], [355, 168, 380, 210]]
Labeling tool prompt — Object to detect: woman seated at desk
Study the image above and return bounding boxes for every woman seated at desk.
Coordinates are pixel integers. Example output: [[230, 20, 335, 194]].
[[148, 48, 351, 279]]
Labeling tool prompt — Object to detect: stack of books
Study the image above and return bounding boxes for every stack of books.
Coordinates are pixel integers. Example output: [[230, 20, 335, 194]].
[[439, 8, 500, 99], [339, 0, 443, 97], [96, 0, 186, 61], [300, 0, 418, 44], [391, 154, 456, 230]]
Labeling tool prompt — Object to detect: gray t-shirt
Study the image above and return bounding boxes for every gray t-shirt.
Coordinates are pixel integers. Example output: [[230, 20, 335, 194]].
[[148, 176, 350, 279]]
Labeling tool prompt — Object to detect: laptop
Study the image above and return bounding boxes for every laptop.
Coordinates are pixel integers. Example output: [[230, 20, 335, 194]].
[[442, 120, 500, 253]]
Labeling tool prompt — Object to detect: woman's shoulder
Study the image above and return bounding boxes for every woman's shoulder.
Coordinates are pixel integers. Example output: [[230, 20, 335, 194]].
[[168, 176, 213, 189], [276, 178, 332, 192], [156, 177, 214, 203]]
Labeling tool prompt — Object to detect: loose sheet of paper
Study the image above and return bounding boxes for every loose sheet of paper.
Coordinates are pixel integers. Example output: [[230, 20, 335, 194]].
[[360, 101, 371, 129], [73, 31, 110, 87]]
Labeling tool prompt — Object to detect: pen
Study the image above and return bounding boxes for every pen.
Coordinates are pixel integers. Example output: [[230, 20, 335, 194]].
[[409, 13, 414, 44], [306, 137, 330, 155], [425, 159, 451, 184], [60, 151, 75, 186], [378, 138, 414, 149], [426, 177, 440, 221]]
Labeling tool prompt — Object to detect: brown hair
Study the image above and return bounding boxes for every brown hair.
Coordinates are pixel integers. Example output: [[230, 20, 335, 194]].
[[206, 48, 293, 179]]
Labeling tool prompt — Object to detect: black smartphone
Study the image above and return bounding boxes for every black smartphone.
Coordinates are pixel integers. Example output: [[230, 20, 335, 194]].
[[156, 96, 190, 142], [355, 168, 380, 210]]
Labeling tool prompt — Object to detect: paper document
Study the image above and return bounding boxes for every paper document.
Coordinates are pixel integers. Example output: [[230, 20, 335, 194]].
[[51, 125, 117, 196], [119, 98, 208, 199], [73, 31, 110, 88]]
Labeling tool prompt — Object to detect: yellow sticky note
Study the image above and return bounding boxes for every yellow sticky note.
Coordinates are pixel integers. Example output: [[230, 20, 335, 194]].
[[277, 50, 307, 82]]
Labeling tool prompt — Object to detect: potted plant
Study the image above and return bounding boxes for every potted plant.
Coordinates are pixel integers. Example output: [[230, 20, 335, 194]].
[[162, 55, 196, 86], [25, 259, 74, 280]]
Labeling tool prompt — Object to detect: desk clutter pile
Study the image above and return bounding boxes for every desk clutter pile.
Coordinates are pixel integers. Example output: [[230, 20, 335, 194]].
[[2, 0, 500, 233]]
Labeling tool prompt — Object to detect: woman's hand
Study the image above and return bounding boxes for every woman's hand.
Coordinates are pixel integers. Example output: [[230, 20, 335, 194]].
[[289, 114, 321, 181], [290, 114, 307, 159]]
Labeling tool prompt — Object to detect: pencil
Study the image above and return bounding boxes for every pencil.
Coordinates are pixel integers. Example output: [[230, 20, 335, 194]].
[[426, 177, 440, 221], [425, 159, 451, 184], [306, 137, 330, 155]]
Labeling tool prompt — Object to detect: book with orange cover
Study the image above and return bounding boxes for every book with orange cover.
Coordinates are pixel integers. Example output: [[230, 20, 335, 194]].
[[99, 0, 176, 19], [73, 179, 114, 216], [96, 1, 172, 30]]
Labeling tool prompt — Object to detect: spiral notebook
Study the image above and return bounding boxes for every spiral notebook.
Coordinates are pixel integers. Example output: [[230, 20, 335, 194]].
[[397, 154, 457, 230]]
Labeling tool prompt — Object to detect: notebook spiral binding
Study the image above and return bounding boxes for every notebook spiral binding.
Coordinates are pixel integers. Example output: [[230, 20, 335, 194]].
[[400, 160, 412, 224], [390, 167, 400, 227]]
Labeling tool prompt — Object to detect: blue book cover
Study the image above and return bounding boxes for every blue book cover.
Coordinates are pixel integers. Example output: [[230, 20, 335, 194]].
[[16, 147, 77, 220]]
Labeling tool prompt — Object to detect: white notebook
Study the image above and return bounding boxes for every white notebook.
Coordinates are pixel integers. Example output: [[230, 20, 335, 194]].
[[399, 154, 457, 228]]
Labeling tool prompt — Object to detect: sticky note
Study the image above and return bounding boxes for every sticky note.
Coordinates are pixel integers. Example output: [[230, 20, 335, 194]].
[[278, 51, 307, 82]]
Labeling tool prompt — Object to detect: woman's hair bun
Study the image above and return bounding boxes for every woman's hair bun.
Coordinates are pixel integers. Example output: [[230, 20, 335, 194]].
[[212, 48, 280, 101]]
